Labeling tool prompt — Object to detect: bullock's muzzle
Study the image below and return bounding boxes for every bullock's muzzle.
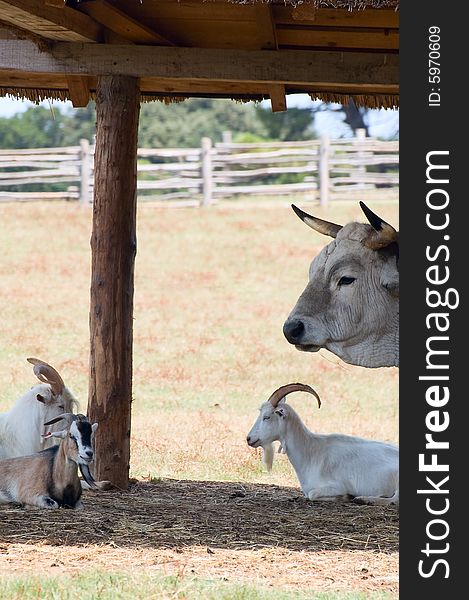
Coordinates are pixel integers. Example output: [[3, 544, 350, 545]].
[[283, 318, 305, 344]]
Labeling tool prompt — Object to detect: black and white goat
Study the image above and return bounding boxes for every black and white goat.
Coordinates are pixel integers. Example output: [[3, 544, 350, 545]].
[[0, 413, 97, 509], [247, 383, 399, 505]]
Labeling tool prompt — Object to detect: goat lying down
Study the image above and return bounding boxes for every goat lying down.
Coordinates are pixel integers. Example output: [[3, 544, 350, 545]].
[[0, 358, 78, 459], [0, 358, 110, 491], [247, 383, 399, 505], [0, 413, 97, 509]]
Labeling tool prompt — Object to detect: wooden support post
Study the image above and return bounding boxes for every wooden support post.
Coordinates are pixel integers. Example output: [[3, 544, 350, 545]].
[[319, 134, 330, 207], [79, 138, 91, 207], [88, 75, 140, 489], [201, 136, 212, 207]]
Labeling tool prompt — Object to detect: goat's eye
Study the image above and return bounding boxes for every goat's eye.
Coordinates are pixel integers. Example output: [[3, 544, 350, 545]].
[[338, 276, 356, 286], [58, 405, 64, 409], [263, 416, 270, 421]]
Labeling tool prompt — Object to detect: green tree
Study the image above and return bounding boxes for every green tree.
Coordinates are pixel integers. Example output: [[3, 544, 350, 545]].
[[60, 103, 96, 145], [254, 105, 315, 141], [0, 106, 66, 148], [138, 98, 266, 148]]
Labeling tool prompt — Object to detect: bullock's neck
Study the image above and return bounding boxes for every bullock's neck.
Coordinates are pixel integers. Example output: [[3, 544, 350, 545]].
[[330, 312, 399, 368]]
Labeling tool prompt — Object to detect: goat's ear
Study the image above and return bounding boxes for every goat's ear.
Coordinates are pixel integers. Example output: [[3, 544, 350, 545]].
[[37, 391, 53, 405], [42, 429, 67, 439], [91, 423, 98, 434], [275, 407, 286, 418]]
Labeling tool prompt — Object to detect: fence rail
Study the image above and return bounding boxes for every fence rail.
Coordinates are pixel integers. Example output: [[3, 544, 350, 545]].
[[0, 130, 398, 206]]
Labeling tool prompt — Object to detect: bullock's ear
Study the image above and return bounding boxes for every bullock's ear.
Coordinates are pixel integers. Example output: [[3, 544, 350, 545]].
[[380, 261, 399, 297]]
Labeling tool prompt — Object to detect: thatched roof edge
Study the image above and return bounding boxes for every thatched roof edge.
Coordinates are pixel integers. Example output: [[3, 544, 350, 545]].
[[0, 87, 399, 110], [308, 92, 399, 109]]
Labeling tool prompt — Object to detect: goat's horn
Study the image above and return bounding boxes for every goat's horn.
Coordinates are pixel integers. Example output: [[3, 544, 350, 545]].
[[268, 383, 321, 409], [359, 202, 398, 250], [44, 412, 77, 427], [291, 205, 342, 239], [27, 357, 65, 396], [79, 464, 99, 490]]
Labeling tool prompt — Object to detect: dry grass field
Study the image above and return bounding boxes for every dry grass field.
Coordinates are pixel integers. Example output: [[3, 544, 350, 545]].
[[0, 199, 398, 598]]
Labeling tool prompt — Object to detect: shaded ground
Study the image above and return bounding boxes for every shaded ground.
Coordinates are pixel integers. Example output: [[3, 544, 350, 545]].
[[0, 480, 398, 593]]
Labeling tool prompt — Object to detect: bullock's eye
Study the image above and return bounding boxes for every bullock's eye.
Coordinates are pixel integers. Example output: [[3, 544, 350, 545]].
[[263, 416, 271, 421], [338, 276, 356, 286]]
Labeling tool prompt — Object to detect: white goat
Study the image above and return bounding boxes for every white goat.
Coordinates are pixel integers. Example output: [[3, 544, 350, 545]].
[[0, 413, 97, 509], [247, 383, 399, 505], [0, 358, 78, 460]]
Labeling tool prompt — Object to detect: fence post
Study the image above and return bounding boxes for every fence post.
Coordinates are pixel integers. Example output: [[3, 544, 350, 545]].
[[79, 138, 91, 207], [319, 134, 330, 207], [201, 136, 213, 207], [222, 130, 232, 144], [356, 128, 367, 184]]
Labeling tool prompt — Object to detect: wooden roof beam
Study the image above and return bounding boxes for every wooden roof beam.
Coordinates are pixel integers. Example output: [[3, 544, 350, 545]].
[[0, 41, 399, 89], [44, 1, 67, 7], [66, 74, 91, 107], [269, 84, 287, 113], [0, 0, 102, 42], [254, 4, 278, 50], [77, 0, 175, 46]]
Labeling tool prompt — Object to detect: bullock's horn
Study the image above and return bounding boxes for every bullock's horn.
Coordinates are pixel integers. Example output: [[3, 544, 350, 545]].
[[268, 383, 321, 409], [360, 202, 398, 250], [27, 357, 65, 396], [291, 205, 342, 239]]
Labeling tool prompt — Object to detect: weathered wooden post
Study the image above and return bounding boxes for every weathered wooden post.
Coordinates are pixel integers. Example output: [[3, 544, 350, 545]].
[[79, 138, 91, 207], [319, 134, 330, 207], [356, 128, 367, 185], [201, 136, 213, 207], [88, 75, 140, 489]]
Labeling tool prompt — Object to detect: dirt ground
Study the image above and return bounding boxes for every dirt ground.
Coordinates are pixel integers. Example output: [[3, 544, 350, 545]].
[[0, 479, 399, 593]]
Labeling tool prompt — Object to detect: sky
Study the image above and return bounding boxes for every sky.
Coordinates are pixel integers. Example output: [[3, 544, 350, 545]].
[[0, 93, 399, 138]]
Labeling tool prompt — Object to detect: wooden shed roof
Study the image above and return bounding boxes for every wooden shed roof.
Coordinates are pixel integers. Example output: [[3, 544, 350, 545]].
[[0, 0, 399, 109]]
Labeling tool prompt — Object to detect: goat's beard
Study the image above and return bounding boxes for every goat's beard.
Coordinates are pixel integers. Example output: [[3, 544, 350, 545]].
[[262, 443, 275, 471]]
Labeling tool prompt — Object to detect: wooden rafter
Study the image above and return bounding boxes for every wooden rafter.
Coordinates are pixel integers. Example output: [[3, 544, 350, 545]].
[[66, 74, 91, 107], [44, 0, 67, 7], [269, 84, 287, 113], [252, 4, 286, 112], [0, 41, 399, 88], [254, 3, 278, 51], [0, 0, 101, 42], [78, 0, 175, 46], [282, 7, 399, 28], [276, 25, 399, 51]]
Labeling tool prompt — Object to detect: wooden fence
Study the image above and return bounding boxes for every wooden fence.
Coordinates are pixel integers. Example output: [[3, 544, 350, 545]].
[[0, 131, 398, 207]]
